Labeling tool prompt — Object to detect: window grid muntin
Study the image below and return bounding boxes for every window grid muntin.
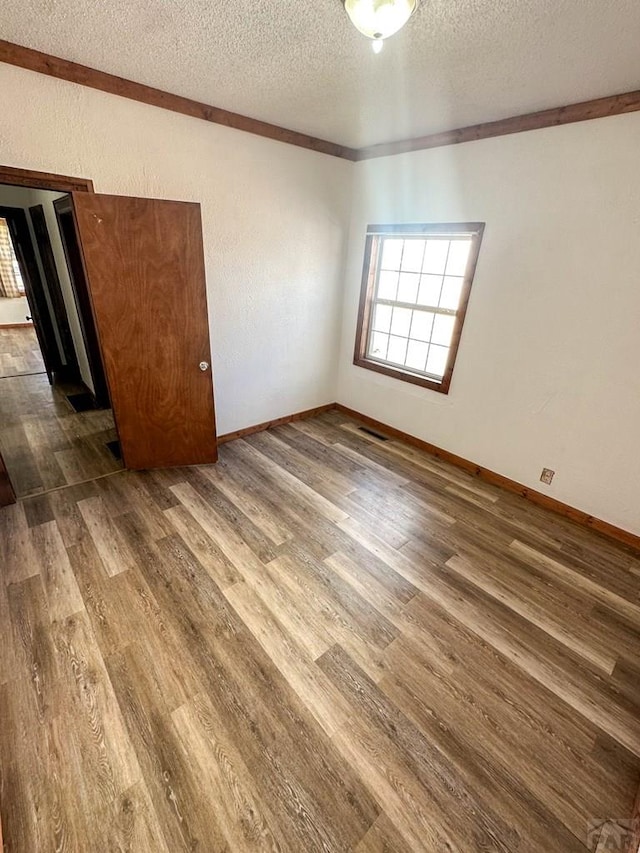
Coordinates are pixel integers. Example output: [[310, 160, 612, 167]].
[[366, 234, 468, 382]]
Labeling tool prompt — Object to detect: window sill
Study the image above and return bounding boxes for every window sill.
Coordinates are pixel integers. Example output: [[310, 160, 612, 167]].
[[353, 356, 451, 394]]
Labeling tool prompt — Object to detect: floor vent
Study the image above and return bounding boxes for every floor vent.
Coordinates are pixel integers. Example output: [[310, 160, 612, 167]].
[[358, 426, 389, 441]]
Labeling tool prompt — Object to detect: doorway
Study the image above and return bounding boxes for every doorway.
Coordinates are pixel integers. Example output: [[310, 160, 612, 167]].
[[0, 173, 124, 500], [0, 164, 218, 508]]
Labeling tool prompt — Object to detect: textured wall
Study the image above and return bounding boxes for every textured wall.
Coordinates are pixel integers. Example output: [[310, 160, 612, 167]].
[[0, 63, 353, 433], [337, 112, 640, 536]]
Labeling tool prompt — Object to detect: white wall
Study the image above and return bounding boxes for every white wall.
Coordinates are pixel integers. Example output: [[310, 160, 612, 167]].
[[0, 295, 30, 325], [337, 112, 640, 537], [5, 61, 638, 536], [0, 63, 353, 433]]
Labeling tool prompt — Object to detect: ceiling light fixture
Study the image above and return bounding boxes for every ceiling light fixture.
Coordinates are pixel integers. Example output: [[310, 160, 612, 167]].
[[343, 0, 417, 51]]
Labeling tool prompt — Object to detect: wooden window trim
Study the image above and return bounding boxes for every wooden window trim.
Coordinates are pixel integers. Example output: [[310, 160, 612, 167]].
[[353, 222, 485, 394]]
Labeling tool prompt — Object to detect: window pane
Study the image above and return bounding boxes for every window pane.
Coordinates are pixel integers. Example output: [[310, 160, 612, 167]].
[[397, 272, 420, 304], [390, 306, 412, 337], [431, 314, 456, 347], [426, 344, 449, 377], [387, 335, 408, 365], [401, 240, 425, 272], [369, 332, 389, 359], [439, 276, 463, 310], [357, 225, 482, 390], [380, 239, 404, 270], [417, 274, 442, 307], [377, 270, 398, 300], [410, 311, 435, 342], [422, 240, 449, 274], [405, 339, 429, 371], [372, 303, 392, 333], [445, 239, 472, 276]]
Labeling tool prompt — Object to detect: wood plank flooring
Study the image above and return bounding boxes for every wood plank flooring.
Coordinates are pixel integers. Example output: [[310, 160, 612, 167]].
[[0, 369, 123, 499], [0, 325, 45, 378], [1, 410, 639, 851]]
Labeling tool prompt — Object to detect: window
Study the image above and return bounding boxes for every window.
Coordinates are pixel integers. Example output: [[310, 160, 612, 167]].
[[0, 217, 26, 298], [353, 222, 484, 393]]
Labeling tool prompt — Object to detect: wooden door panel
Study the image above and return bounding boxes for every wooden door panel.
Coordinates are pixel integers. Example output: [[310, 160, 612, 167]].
[[71, 193, 217, 469]]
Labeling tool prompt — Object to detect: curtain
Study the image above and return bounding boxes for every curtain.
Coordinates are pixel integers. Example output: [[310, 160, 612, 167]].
[[0, 217, 25, 298]]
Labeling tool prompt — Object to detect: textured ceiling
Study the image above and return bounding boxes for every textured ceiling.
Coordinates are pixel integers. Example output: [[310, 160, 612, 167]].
[[2, 0, 640, 149]]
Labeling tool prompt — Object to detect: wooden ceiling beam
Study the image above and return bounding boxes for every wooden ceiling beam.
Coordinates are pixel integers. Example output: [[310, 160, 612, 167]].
[[355, 89, 640, 160], [2, 39, 640, 162], [0, 40, 359, 162]]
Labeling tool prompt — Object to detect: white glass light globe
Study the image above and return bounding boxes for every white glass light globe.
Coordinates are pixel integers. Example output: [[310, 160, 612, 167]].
[[344, 0, 417, 40]]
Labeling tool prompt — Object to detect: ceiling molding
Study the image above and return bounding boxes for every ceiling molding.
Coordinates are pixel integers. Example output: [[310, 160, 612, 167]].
[[355, 89, 640, 160], [2, 39, 640, 163], [0, 40, 358, 162]]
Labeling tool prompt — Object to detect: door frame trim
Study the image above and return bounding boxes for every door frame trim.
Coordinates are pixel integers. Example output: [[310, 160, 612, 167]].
[[0, 164, 109, 404], [28, 203, 80, 379], [0, 164, 94, 194], [54, 193, 110, 408]]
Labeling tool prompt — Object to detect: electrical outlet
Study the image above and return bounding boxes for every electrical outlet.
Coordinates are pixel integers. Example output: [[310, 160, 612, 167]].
[[540, 468, 555, 485]]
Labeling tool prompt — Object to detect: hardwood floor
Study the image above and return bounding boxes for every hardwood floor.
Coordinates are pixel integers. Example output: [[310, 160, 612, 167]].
[[0, 410, 639, 851], [0, 325, 45, 378], [0, 369, 123, 498]]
